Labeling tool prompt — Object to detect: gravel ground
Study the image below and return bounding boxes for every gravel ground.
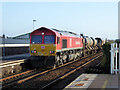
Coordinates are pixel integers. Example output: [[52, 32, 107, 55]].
[[4, 52, 103, 89], [50, 56, 103, 89]]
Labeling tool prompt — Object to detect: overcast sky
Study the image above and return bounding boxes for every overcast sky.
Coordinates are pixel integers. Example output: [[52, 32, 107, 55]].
[[2, 2, 118, 40]]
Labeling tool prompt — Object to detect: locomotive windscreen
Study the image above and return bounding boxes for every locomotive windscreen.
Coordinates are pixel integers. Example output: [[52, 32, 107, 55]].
[[44, 35, 55, 44], [31, 35, 42, 44]]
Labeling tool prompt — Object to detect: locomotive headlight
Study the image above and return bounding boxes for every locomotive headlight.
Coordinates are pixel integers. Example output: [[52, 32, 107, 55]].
[[31, 50, 37, 53], [50, 51, 54, 54], [42, 32, 44, 35]]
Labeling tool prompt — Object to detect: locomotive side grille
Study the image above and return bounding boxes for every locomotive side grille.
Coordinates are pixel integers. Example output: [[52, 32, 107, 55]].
[[62, 39, 67, 49]]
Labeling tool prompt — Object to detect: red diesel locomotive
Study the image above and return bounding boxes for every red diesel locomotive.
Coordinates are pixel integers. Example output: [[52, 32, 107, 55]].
[[30, 27, 104, 68]]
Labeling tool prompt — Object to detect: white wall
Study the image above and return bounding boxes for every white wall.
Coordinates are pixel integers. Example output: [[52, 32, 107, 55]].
[[0, 37, 29, 44]]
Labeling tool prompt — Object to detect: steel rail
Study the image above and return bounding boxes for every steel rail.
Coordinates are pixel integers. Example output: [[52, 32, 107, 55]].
[[0, 70, 34, 82], [17, 52, 101, 84], [2, 52, 102, 89], [41, 53, 103, 90]]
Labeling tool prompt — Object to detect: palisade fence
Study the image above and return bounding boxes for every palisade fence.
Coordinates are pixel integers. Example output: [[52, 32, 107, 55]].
[[110, 43, 120, 74]]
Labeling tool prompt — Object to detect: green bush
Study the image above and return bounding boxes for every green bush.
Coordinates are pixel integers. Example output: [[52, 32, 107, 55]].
[[101, 42, 111, 74]]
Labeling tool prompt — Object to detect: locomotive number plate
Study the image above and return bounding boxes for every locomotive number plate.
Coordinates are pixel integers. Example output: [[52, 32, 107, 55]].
[[41, 46, 45, 49]]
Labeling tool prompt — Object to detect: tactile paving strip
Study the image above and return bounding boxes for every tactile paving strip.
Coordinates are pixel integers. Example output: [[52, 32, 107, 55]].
[[65, 73, 98, 89]]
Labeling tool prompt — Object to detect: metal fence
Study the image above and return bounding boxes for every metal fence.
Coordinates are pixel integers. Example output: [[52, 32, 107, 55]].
[[110, 43, 120, 74]]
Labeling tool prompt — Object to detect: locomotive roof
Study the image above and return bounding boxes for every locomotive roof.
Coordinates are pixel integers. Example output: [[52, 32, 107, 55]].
[[32, 27, 80, 37], [51, 28, 80, 37]]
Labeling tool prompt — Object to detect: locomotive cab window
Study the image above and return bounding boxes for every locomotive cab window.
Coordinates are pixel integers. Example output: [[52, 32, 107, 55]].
[[44, 35, 55, 44], [31, 35, 42, 44], [57, 37, 60, 44]]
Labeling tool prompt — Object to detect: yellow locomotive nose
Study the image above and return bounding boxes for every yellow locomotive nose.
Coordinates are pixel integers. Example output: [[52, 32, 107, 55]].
[[30, 44, 56, 56]]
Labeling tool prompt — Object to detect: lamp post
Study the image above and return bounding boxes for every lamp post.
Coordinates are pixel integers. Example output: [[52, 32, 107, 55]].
[[2, 34, 5, 59], [33, 20, 36, 30]]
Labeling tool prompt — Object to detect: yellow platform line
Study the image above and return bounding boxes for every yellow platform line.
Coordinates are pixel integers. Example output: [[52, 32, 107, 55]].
[[101, 75, 110, 90]]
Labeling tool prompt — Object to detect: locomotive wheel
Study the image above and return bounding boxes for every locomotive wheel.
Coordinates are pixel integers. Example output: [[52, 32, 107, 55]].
[[62, 54, 68, 63], [78, 51, 82, 58], [54, 55, 60, 68], [74, 53, 78, 60], [60, 58, 64, 65]]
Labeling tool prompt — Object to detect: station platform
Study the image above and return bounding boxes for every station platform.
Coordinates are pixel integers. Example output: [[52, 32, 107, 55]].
[[64, 73, 119, 89], [0, 53, 30, 63]]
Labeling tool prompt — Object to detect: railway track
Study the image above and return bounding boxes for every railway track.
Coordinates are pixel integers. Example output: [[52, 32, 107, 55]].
[[1, 52, 103, 89], [0, 59, 28, 78], [1, 68, 47, 89], [42, 53, 103, 89]]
